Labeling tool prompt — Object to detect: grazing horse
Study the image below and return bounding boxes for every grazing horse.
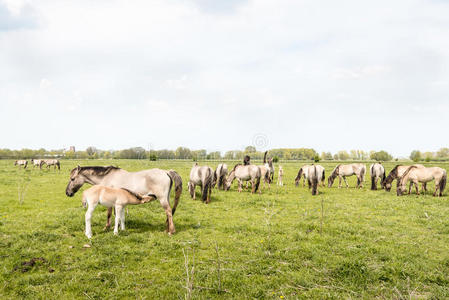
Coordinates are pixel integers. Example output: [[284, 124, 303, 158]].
[[14, 160, 28, 169], [295, 165, 325, 187], [65, 165, 182, 235], [213, 163, 228, 190], [257, 165, 272, 189], [328, 163, 366, 188], [370, 163, 385, 190], [382, 164, 426, 192], [188, 163, 214, 203], [277, 166, 283, 186], [243, 155, 251, 165], [31, 159, 44, 169], [82, 185, 155, 238], [397, 166, 446, 197], [43, 159, 60, 170], [308, 165, 325, 195], [263, 151, 275, 181], [224, 164, 261, 193]]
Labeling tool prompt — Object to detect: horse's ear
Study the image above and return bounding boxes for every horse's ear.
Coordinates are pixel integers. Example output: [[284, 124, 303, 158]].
[[77, 165, 81, 170]]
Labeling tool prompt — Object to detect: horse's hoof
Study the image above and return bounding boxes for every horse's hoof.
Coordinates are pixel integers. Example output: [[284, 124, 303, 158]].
[[113, 232, 118, 236], [103, 226, 110, 231]]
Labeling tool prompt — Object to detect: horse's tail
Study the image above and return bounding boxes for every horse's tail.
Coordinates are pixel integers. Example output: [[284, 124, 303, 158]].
[[312, 166, 318, 195], [168, 170, 182, 215], [56, 161, 60, 170], [254, 175, 261, 193], [263, 151, 268, 163], [370, 164, 375, 190], [322, 169, 326, 183], [439, 171, 447, 196], [202, 168, 212, 202]]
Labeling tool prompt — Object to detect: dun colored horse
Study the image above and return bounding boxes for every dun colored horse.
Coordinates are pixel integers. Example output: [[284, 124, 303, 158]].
[[82, 185, 155, 238], [224, 164, 261, 194], [188, 163, 214, 203], [14, 160, 28, 169], [328, 163, 366, 188], [382, 164, 426, 192], [370, 163, 385, 190], [397, 166, 446, 197], [213, 163, 228, 190], [66, 165, 182, 235], [295, 165, 325, 187], [43, 159, 60, 170]]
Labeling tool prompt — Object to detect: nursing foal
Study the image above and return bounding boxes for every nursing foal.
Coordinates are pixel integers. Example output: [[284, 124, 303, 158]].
[[82, 185, 155, 238]]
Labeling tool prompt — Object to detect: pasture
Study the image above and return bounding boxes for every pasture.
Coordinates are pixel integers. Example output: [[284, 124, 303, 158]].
[[1, 159, 449, 299]]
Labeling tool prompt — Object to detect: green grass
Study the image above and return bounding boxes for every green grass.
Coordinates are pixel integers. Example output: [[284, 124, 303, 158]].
[[1, 159, 449, 299]]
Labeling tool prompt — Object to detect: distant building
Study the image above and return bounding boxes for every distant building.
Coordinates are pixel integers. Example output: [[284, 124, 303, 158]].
[[69, 146, 75, 152]]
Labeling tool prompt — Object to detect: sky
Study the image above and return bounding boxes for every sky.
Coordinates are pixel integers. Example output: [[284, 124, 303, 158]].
[[1, 0, 449, 157]]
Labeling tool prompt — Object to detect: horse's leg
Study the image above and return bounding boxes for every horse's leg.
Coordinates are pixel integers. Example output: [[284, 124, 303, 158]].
[[160, 199, 175, 235], [338, 176, 342, 188], [113, 206, 123, 235], [120, 207, 126, 231], [104, 207, 113, 230], [238, 179, 242, 193], [343, 176, 349, 188], [414, 180, 420, 195], [85, 202, 97, 239]]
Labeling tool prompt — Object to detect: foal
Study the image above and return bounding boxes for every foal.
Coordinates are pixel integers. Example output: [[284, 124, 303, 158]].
[[82, 185, 155, 238], [277, 166, 284, 186]]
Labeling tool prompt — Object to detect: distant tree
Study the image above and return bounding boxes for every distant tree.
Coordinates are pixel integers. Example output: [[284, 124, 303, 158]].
[[175, 147, 192, 159], [314, 155, 320, 162], [272, 156, 279, 163], [436, 148, 449, 159], [337, 150, 350, 160], [423, 151, 434, 162], [224, 151, 234, 160], [244, 146, 256, 153], [86, 146, 97, 156], [410, 150, 422, 162], [370, 150, 393, 161], [333, 154, 339, 160]]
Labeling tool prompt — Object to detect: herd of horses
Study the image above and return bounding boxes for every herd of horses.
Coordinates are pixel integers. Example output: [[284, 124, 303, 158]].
[[15, 154, 446, 238], [14, 159, 60, 170]]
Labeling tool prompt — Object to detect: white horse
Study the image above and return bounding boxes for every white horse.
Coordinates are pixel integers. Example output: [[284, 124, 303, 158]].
[[213, 163, 228, 190], [328, 163, 366, 188], [370, 163, 385, 190], [82, 185, 155, 238], [225, 164, 261, 193], [188, 163, 214, 203], [14, 160, 28, 169]]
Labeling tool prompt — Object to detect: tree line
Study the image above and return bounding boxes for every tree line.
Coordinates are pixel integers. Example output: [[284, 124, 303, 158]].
[[2, 146, 448, 162]]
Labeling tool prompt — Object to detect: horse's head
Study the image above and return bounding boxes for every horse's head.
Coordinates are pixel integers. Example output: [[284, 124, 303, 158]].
[[382, 179, 392, 191], [295, 168, 303, 187], [14, 161, 17, 165], [327, 176, 335, 187], [396, 181, 407, 196], [66, 166, 85, 197]]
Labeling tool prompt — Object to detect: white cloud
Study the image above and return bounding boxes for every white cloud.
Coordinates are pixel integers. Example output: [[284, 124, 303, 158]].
[[0, 0, 449, 155]]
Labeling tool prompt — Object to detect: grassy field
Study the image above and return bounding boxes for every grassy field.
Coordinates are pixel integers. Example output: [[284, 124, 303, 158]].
[[1, 159, 449, 299]]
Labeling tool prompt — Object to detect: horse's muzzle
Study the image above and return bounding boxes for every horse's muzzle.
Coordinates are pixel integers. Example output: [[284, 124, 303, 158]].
[[66, 191, 74, 197]]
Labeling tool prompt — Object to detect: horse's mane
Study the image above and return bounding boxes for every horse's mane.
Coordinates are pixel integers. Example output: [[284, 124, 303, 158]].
[[330, 164, 341, 178], [231, 163, 242, 172], [399, 166, 417, 184], [121, 188, 142, 200], [263, 151, 268, 163], [78, 165, 120, 176]]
